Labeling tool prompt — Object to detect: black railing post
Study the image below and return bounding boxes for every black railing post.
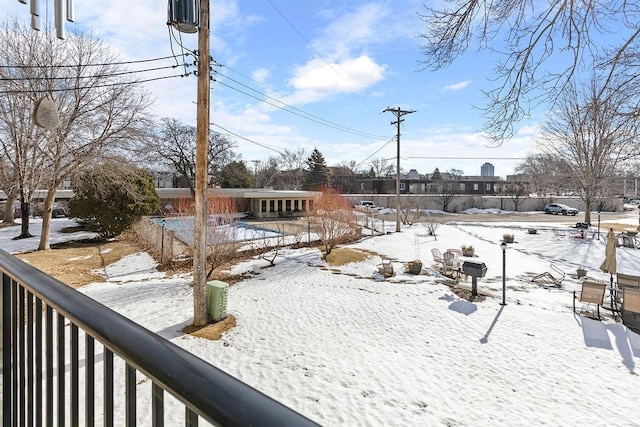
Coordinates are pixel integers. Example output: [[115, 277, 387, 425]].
[[2, 274, 12, 425]]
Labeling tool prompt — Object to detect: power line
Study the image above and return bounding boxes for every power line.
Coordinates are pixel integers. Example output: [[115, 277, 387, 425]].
[[0, 53, 191, 69], [213, 70, 387, 140], [0, 73, 190, 95], [0, 64, 187, 82], [210, 122, 285, 156], [214, 79, 387, 140], [404, 156, 526, 160]]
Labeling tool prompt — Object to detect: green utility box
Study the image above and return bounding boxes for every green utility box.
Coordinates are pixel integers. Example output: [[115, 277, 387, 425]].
[[206, 280, 228, 322]]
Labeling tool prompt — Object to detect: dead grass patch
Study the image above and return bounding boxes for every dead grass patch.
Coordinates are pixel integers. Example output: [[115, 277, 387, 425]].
[[599, 222, 639, 233], [324, 247, 370, 266], [182, 315, 236, 340], [16, 230, 144, 289]]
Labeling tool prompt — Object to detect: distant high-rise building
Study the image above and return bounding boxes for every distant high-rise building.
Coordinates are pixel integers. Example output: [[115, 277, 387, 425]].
[[481, 162, 495, 177]]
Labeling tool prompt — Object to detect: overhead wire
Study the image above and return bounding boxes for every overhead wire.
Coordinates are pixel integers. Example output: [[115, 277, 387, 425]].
[[0, 53, 191, 69], [0, 64, 187, 81], [211, 122, 285, 156], [212, 67, 387, 140], [0, 74, 190, 95]]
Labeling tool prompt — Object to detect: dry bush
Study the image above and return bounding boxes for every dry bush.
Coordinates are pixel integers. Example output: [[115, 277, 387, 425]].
[[309, 188, 360, 257], [167, 194, 240, 277]]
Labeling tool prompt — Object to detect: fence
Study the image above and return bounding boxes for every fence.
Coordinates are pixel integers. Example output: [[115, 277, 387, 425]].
[[1, 248, 318, 426], [134, 217, 191, 263]]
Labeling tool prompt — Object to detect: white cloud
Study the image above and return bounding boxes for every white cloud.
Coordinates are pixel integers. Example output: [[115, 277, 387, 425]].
[[443, 81, 472, 92], [288, 56, 386, 104]]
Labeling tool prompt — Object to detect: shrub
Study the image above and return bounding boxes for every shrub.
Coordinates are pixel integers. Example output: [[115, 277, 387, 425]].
[[69, 164, 160, 239]]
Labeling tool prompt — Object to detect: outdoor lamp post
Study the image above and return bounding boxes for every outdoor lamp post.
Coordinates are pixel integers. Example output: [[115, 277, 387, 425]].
[[597, 211, 601, 240], [161, 219, 166, 264], [500, 241, 507, 306]]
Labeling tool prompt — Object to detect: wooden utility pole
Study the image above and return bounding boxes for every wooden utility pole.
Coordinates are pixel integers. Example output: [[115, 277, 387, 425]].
[[193, 0, 210, 326], [383, 107, 415, 232]]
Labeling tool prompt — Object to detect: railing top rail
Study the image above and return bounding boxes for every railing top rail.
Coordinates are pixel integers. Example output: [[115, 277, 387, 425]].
[[0, 248, 317, 426]]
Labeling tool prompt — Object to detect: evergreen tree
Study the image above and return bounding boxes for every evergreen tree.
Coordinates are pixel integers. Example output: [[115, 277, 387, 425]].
[[431, 168, 442, 180], [219, 161, 255, 188], [303, 148, 330, 190]]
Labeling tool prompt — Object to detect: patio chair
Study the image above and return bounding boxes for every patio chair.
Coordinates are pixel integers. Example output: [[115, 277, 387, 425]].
[[431, 248, 446, 270], [622, 288, 640, 333], [378, 258, 394, 278], [552, 229, 566, 239], [573, 280, 606, 320], [531, 263, 565, 287]]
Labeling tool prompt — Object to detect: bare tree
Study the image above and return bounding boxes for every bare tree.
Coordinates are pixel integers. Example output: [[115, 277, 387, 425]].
[[0, 19, 154, 247], [0, 157, 19, 223], [369, 157, 394, 177], [538, 75, 639, 224], [418, 1, 640, 143], [332, 161, 358, 193], [279, 148, 306, 190], [505, 182, 529, 212], [432, 181, 457, 212], [399, 196, 426, 225], [145, 118, 237, 194], [515, 154, 565, 196], [252, 222, 286, 267], [309, 189, 359, 257], [255, 156, 280, 189]]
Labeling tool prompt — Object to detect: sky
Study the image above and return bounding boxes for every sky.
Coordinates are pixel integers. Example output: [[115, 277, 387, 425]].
[[7, 1, 554, 176], [3, 211, 640, 425]]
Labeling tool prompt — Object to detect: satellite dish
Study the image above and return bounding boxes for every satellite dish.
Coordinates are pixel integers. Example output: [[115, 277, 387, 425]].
[[167, 0, 199, 34], [33, 94, 59, 130]]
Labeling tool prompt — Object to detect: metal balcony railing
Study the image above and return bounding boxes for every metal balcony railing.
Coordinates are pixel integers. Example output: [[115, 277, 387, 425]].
[[1, 249, 317, 426]]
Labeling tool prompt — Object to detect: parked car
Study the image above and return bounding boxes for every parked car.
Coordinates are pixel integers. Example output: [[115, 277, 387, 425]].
[[544, 203, 578, 216], [355, 201, 380, 211]]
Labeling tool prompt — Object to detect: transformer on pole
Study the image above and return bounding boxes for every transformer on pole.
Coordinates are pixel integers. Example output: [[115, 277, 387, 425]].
[[167, 0, 200, 34]]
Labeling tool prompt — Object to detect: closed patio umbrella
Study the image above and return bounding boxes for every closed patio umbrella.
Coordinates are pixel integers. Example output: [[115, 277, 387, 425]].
[[600, 228, 617, 300]]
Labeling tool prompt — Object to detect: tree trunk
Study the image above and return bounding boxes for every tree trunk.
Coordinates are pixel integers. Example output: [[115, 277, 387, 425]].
[[18, 200, 32, 239], [584, 199, 592, 225], [3, 193, 16, 223], [38, 189, 57, 250]]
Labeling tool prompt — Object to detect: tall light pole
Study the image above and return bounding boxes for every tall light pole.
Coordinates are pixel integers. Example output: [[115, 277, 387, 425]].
[[193, 0, 210, 326], [251, 159, 261, 188], [500, 241, 507, 306], [383, 107, 415, 232]]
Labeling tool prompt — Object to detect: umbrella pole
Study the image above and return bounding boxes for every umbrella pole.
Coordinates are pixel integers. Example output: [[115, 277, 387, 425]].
[[610, 273, 618, 319]]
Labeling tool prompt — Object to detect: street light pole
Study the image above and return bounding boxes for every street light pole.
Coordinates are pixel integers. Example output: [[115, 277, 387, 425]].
[[500, 241, 507, 306]]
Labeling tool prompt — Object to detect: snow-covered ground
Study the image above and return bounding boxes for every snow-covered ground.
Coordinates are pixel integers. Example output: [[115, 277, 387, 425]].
[[2, 212, 640, 426]]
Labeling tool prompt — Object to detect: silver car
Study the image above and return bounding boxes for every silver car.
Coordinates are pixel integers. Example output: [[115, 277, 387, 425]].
[[544, 203, 578, 216]]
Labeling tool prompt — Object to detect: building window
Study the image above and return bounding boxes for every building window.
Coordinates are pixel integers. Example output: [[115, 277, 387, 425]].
[[360, 182, 365, 190], [302, 200, 306, 211], [285, 199, 292, 211], [294, 200, 299, 211], [473, 183, 479, 191], [400, 183, 405, 190], [460, 183, 465, 191], [261, 200, 266, 212], [269, 200, 275, 212], [447, 183, 453, 190], [277, 200, 283, 212], [485, 183, 491, 191]]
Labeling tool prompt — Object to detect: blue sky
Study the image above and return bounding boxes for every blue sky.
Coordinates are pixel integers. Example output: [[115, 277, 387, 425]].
[[8, 0, 543, 177]]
